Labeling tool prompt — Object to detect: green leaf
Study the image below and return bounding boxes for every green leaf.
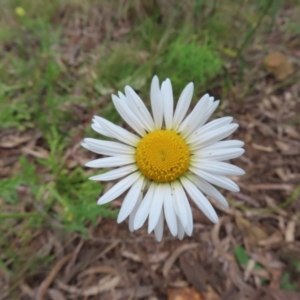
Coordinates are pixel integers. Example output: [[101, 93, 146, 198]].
[[234, 245, 263, 270]]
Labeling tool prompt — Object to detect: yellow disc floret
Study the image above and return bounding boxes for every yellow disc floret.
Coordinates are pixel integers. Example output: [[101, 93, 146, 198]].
[[136, 130, 190, 183]]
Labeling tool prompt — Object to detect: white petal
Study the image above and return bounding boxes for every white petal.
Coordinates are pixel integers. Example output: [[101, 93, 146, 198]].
[[187, 174, 228, 208], [89, 164, 138, 181], [82, 138, 135, 156], [192, 161, 245, 176], [180, 177, 219, 223], [91, 123, 113, 138], [187, 117, 233, 144], [112, 94, 146, 136], [190, 168, 240, 192], [172, 82, 194, 129], [148, 184, 165, 233], [202, 140, 244, 150], [171, 181, 189, 230], [154, 211, 164, 242], [117, 92, 148, 134], [173, 184, 193, 236], [183, 99, 220, 140], [177, 217, 185, 240], [133, 182, 156, 230], [125, 86, 155, 132], [192, 148, 245, 161], [200, 100, 220, 127], [184, 198, 193, 236], [150, 75, 163, 129], [179, 94, 210, 138], [208, 96, 214, 105], [201, 116, 233, 132], [94, 116, 140, 146], [190, 123, 239, 150], [97, 172, 141, 205], [161, 79, 174, 130], [129, 192, 143, 232], [163, 185, 177, 236], [117, 177, 144, 223], [85, 155, 134, 168]]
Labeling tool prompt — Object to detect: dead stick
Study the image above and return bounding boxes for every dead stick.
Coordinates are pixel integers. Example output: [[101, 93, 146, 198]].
[[36, 253, 73, 300]]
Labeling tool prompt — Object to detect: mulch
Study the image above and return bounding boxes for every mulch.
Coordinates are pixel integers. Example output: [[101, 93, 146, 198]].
[[0, 3, 300, 300]]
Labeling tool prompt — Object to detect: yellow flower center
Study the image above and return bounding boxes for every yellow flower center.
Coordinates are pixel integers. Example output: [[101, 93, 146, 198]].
[[136, 130, 190, 183]]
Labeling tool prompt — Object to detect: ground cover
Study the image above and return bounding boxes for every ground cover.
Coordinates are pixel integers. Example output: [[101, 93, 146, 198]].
[[0, 0, 300, 299]]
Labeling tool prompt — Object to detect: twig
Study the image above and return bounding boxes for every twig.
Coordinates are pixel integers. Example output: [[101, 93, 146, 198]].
[[36, 253, 73, 300]]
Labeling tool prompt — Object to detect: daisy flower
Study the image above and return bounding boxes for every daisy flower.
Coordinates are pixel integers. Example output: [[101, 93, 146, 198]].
[[82, 76, 245, 241]]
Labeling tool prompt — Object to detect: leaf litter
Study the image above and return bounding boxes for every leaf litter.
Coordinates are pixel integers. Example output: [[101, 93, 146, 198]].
[[0, 1, 300, 300]]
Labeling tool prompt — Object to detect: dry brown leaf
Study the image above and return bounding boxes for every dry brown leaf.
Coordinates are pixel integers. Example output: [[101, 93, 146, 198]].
[[20, 283, 34, 298], [149, 251, 170, 263], [258, 232, 283, 248], [120, 250, 144, 262], [22, 146, 49, 159], [167, 287, 204, 300], [228, 259, 258, 296], [56, 280, 78, 294], [239, 183, 295, 191], [285, 216, 297, 242], [169, 281, 189, 288], [235, 216, 268, 246], [0, 135, 32, 148], [163, 243, 199, 277], [275, 140, 292, 152], [275, 140, 300, 155], [48, 289, 66, 300], [57, 275, 120, 296], [203, 285, 221, 300], [78, 265, 119, 280], [250, 254, 285, 272], [115, 286, 154, 299], [244, 259, 256, 281], [265, 289, 300, 300], [179, 252, 207, 293], [251, 143, 274, 152], [121, 250, 169, 263], [211, 220, 223, 253], [81, 275, 120, 296], [284, 127, 300, 139], [251, 268, 270, 280], [263, 52, 293, 80], [275, 168, 289, 182]]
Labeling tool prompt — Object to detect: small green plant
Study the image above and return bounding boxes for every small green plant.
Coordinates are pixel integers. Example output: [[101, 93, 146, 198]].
[[0, 177, 26, 205], [53, 167, 117, 233], [158, 37, 222, 93], [279, 256, 300, 291], [0, 0, 295, 296], [234, 245, 263, 270], [280, 272, 299, 291]]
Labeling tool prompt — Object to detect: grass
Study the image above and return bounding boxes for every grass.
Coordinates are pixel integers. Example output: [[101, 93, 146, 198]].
[[0, 0, 299, 295]]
